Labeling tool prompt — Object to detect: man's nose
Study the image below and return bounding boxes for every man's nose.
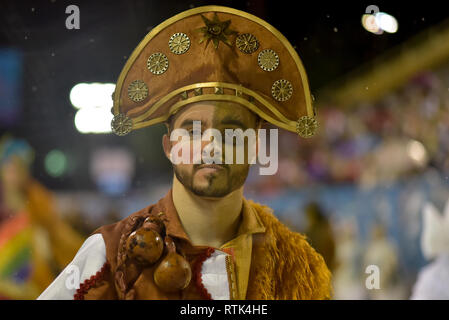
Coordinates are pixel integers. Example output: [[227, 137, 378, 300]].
[[201, 137, 223, 159]]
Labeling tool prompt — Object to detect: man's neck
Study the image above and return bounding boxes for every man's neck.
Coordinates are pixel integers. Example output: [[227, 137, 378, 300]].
[[172, 175, 243, 248]]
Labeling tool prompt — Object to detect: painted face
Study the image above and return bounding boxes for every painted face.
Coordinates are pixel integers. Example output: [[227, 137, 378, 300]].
[[163, 101, 259, 198]]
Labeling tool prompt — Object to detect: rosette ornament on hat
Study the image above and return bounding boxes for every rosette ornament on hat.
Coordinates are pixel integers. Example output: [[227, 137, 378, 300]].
[[111, 5, 318, 138]]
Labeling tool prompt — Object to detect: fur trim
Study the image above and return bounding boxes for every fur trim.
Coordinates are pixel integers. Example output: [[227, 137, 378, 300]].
[[245, 200, 332, 300]]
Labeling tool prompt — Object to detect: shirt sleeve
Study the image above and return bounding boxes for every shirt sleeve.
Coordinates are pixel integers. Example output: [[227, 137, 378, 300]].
[[37, 233, 107, 300]]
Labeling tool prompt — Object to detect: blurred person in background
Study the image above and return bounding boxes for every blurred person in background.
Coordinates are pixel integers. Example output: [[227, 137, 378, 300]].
[[363, 223, 405, 299], [0, 136, 83, 299], [304, 202, 336, 272], [410, 198, 449, 299], [332, 219, 365, 299]]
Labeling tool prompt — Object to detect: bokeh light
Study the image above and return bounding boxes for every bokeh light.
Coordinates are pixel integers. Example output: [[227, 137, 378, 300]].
[[69, 83, 115, 109], [74, 106, 113, 134], [407, 140, 428, 167], [376, 12, 399, 33], [70, 83, 115, 134], [44, 149, 67, 177], [362, 12, 398, 34]]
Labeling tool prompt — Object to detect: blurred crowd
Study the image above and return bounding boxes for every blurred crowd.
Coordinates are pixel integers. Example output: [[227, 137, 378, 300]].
[[244, 64, 449, 299], [248, 67, 449, 194]]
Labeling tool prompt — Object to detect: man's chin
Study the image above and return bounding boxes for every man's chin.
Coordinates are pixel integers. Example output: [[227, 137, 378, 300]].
[[174, 167, 235, 198], [190, 182, 231, 198]]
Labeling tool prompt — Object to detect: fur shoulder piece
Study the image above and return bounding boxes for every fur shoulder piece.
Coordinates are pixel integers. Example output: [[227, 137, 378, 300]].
[[245, 199, 332, 300]]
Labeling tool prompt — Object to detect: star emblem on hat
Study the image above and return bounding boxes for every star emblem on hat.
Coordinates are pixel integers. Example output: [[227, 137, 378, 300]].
[[197, 13, 238, 49]]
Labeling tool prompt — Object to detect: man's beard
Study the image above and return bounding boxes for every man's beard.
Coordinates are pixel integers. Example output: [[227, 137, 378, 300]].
[[173, 164, 249, 198]]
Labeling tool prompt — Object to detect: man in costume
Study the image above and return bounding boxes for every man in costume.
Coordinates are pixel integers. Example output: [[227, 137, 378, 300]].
[[38, 6, 331, 300]]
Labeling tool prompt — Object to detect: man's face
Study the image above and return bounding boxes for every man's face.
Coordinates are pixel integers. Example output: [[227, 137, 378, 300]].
[[163, 101, 259, 198]]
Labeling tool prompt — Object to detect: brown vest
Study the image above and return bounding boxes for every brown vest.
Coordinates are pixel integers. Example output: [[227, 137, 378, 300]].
[[80, 190, 332, 300]]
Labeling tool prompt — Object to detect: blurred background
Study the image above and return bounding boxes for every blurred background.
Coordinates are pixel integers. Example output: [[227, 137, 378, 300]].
[[1, 0, 448, 299]]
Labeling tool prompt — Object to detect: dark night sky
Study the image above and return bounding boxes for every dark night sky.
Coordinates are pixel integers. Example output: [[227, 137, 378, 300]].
[[0, 0, 448, 190]]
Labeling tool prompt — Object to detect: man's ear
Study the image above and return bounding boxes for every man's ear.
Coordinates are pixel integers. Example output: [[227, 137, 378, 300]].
[[162, 133, 171, 161]]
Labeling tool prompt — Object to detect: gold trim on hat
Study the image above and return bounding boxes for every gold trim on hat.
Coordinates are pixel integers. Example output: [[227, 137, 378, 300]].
[[131, 82, 300, 133], [133, 95, 295, 133], [132, 82, 292, 123]]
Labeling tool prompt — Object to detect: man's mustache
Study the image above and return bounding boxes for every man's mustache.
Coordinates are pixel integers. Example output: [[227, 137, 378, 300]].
[[194, 163, 229, 170]]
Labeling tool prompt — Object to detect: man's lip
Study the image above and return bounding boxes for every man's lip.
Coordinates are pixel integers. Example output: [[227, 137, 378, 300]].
[[197, 164, 226, 170]]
